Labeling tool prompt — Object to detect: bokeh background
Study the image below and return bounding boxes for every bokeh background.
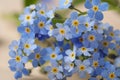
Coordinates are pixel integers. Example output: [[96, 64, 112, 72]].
[[0, 0, 120, 80]]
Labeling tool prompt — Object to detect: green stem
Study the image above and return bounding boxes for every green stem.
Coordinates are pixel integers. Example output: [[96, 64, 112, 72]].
[[69, 5, 87, 15]]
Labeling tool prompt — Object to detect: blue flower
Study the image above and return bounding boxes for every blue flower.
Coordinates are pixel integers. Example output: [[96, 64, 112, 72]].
[[50, 23, 72, 41], [79, 16, 94, 31], [29, 47, 47, 67], [59, 0, 73, 9], [101, 65, 120, 80], [18, 24, 35, 39], [45, 47, 63, 61], [76, 46, 93, 56], [9, 40, 20, 52], [9, 65, 29, 79], [54, 41, 70, 56], [9, 50, 28, 67], [21, 39, 37, 55], [66, 12, 86, 38], [89, 53, 105, 76], [92, 22, 109, 34], [105, 26, 115, 41], [19, 7, 36, 26], [64, 47, 77, 63], [8, 50, 29, 79], [34, 16, 48, 35], [75, 60, 93, 78], [45, 61, 64, 80], [83, 31, 103, 48], [46, 24, 54, 36], [99, 37, 115, 54], [36, 3, 55, 18], [85, 0, 109, 21]]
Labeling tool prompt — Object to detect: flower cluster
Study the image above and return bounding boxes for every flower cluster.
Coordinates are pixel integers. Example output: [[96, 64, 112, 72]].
[[9, 0, 120, 80]]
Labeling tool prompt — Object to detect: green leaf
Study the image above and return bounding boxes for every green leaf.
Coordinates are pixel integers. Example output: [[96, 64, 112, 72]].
[[52, 18, 66, 26], [24, 0, 38, 7]]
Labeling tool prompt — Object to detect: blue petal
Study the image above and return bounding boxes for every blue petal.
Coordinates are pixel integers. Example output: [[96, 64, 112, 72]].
[[8, 59, 16, 66], [92, 0, 101, 5], [88, 10, 95, 18], [84, 0, 93, 9], [99, 2, 109, 11], [16, 63, 24, 70], [70, 12, 78, 19], [22, 68, 29, 75], [95, 11, 103, 21], [32, 59, 38, 67], [14, 71, 22, 79], [22, 56, 28, 63], [9, 66, 16, 71], [9, 51, 16, 58]]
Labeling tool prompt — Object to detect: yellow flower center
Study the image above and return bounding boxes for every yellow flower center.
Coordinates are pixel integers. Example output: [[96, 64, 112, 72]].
[[81, 47, 87, 52], [79, 65, 85, 71], [102, 41, 109, 47], [39, 10, 45, 15], [38, 22, 44, 28], [85, 23, 89, 27], [24, 44, 30, 49], [93, 6, 99, 12], [25, 27, 31, 33], [94, 25, 98, 30], [52, 67, 58, 74], [14, 46, 18, 50], [70, 52, 75, 58], [70, 63, 74, 67], [64, 0, 69, 5], [94, 48, 98, 52], [15, 56, 21, 62], [109, 73, 115, 79], [25, 15, 31, 21], [35, 53, 41, 60], [88, 35, 95, 41], [109, 32, 114, 37], [59, 29, 65, 35], [50, 53, 57, 59], [50, 25, 54, 30], [93, 61, 99, 68], [72, 20, 79, 27], [79, 38, 84, 42]]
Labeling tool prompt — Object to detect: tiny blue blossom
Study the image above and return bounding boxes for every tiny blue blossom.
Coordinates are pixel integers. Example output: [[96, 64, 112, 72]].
[[45, 61, 64, 80], [50, 23, 72, 41], [29, 47, 47, 67], [21, 39, 37, 55], [85, 0, 109, 21], [19, 7, 36, 25], [75, 60, 93, 78]]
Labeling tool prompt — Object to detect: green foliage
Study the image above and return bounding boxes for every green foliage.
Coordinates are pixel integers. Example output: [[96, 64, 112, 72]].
[[73, 0, 84, 5], [52, 18, 66, 27], [103, 0, 120, 13], [24, 0, 38, 7]]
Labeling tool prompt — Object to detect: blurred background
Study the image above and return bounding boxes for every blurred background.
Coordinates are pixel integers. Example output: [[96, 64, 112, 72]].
[[0, 0, 120, 80]]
